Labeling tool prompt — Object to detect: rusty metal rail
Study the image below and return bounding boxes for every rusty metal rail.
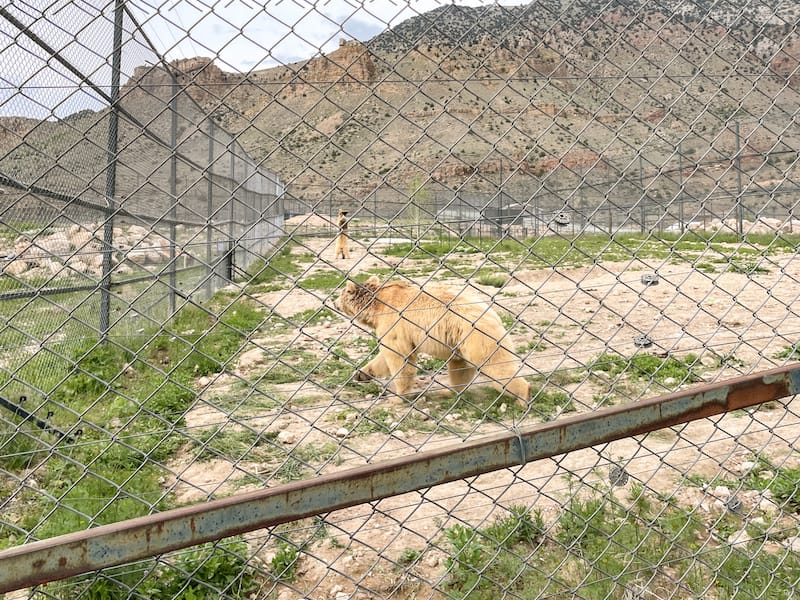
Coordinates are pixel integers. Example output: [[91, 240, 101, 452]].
[[1, 364, 799, 593]]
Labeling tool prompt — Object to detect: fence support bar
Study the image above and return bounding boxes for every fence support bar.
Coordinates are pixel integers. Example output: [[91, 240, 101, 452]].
[[1, 364, 799, 592]]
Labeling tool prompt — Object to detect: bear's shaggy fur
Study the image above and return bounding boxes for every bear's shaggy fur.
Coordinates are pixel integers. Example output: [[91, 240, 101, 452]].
[[334, 233, 350, 259], [335, 276, 530, 403]]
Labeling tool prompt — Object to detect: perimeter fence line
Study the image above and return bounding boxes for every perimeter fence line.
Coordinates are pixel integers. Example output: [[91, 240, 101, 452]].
[[1, 364, 796, 593]]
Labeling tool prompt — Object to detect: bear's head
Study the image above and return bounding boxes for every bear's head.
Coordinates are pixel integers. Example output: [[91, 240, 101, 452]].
[[334, 275, 380, 325]]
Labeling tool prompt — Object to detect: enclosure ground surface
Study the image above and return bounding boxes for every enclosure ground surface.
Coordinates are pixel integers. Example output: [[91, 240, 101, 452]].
[[169, 234, 800, 599]]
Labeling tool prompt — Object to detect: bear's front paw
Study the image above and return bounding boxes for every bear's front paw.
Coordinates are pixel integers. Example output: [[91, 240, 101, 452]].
[[354, 369, 372, 382]]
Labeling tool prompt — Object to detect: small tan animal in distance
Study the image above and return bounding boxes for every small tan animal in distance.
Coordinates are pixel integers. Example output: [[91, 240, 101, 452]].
[[334, 209, 350, 259], [334, 275, 530, 404]]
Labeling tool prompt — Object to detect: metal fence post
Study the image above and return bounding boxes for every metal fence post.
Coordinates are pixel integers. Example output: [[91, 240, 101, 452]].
[[229, 145, 236, 280], [735, 120, 744, 235], [206, 119, 214, 297], [169, 73, 178, 315], [99, 0, 124, 337]]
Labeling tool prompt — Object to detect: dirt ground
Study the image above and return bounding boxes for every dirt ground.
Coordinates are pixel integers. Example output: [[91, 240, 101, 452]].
[[179, 234, 800, 599]]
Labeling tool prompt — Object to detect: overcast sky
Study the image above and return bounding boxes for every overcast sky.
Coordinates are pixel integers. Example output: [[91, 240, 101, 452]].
[[1, 0, 507, 119], [131, 0, 502, 72]]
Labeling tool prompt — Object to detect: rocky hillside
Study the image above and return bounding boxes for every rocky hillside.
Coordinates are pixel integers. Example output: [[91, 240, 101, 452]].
[[3, 1, 800, 211]]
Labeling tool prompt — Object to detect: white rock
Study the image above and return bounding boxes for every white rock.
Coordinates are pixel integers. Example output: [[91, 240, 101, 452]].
[[68, 230, 93, 250], [66, 257, 90, 274], [277, 430, 296, 445], [727, 529, 751, 545], [127, 225, 149, 240], [758, 497, 778, 514], [335, 427, 349, 438], [37, 233, 71, 257], [714, 485, 731, 499], [237, 348, 266, 372], [700, 355, 718, 368], [3, 260, 28, 276], [41, 259, 62, 275]]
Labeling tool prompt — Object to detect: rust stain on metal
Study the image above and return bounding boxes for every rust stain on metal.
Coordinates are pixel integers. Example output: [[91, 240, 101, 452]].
[[1, 364, 799, 594]]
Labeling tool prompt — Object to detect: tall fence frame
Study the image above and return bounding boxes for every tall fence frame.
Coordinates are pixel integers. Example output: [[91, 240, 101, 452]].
[[2, 1, 800, 599]]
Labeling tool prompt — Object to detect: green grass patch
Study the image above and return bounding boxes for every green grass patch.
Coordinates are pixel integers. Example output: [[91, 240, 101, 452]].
[[49, 537, 260, 599], [775, 342, 800, 360], [475, 271, 508, 287], [421, 383, 571, 422], [245, 240, 308, 285], [191, 426, 280, 462], [687, 457, 800, 512], [590, 352, 701, 385], [382, 232, 800, 270], [299, 269, 345, 291], [441, 485, 800, 600], [1, 293, 267, 546]]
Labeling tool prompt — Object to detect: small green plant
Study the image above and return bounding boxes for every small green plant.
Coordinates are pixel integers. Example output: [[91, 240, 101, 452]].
[[293, 307, 337, 327], [276, 457, 307, 482], [775, 342, 800, 360], [727, 260, 769, 275], [517, 339, 547, 353], [530, 386, 574, 420], [444, 523, 487, 593], [52, 538, 259, 599], [483, 505, 543, 546], [270, 541, 299, 582], [398, 548, 423, 566], [191, 427, 279, 462], [475, 272, 507, 287]]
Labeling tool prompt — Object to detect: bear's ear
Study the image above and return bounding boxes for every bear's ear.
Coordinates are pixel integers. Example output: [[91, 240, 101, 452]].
[[365, 275, 380, 288], [345, 279, 358, 291]]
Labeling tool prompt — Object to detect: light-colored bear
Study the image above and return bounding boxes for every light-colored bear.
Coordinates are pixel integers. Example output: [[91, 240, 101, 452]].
[[335, 276, 530, 404], [334, 210, 350, 259]]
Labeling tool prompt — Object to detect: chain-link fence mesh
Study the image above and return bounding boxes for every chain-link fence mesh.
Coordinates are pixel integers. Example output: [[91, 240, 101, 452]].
[[2, 0, 800, 597]]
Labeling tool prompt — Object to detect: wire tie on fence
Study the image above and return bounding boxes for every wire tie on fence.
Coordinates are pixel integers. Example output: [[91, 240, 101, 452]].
[[725, 495, 743, 513], [514, 427, 528, 466], [640, 273, 660, 286], [609, 464, 629, 487]]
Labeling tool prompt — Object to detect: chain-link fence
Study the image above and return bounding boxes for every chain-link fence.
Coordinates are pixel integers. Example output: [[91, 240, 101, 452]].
[[3, 0, 800, 598]]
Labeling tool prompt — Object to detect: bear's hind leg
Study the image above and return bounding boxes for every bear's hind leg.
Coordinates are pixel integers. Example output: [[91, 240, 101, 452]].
[[504, 377, 531, 406], [471, 349, 530, 405], [355, 353, 390, 382], [447, 357, 476, 394]]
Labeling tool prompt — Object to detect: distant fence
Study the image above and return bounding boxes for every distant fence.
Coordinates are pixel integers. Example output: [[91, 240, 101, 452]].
[[0, 3, 283, 343]]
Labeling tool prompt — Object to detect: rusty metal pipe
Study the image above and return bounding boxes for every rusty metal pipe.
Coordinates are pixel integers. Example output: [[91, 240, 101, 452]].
[[1, 364, 798, 593]]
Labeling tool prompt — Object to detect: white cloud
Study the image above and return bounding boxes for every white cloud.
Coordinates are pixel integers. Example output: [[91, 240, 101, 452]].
[[131, 0, 516, 72]]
